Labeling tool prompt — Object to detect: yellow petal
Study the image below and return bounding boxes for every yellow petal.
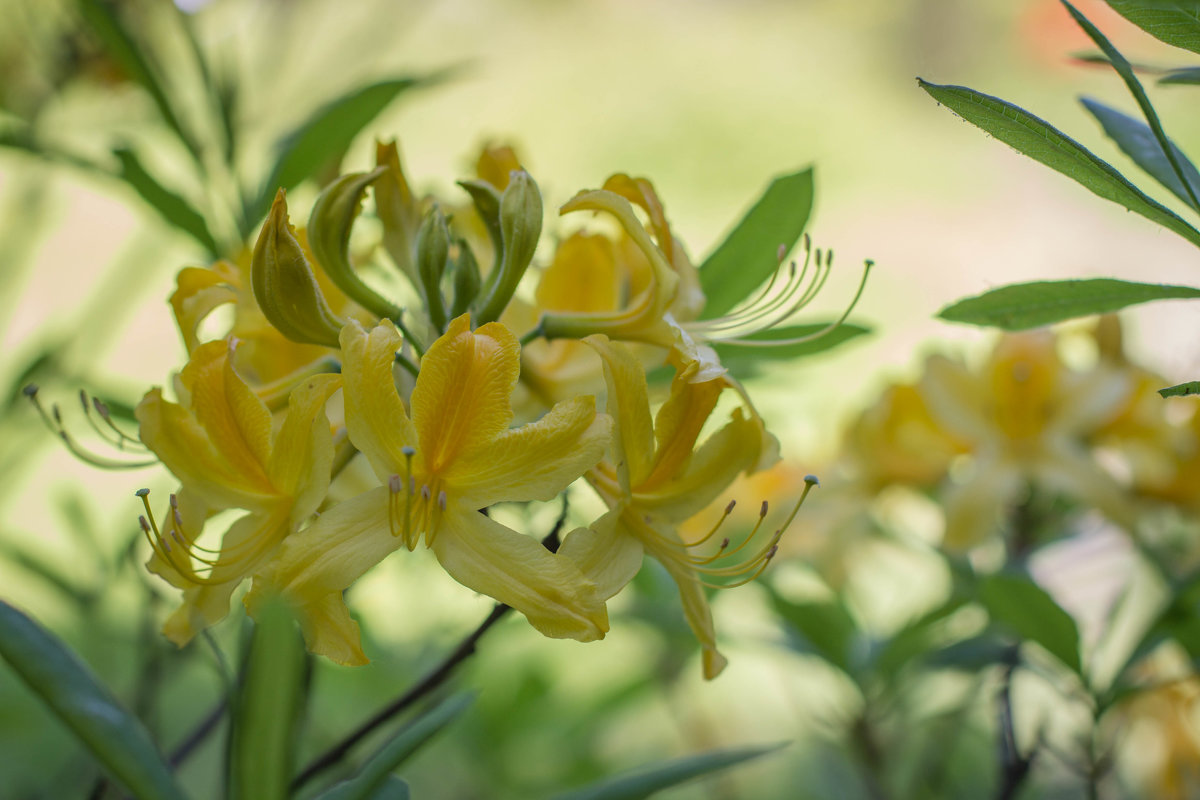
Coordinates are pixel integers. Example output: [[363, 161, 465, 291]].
[[412, 314, 519, 474], [584, 335, 655, 489], [178, 340, 275, 488], [476, 143, 523, 191], [640, 518, 727, 680], [636, 409, 761, 521], [267, 373, 343, 525], [557, 509, 644, 600], [942, 459, 1023, 549], [641, 368, 724, 492], [137, 388, 274, 510], [170, 262, 240, 352], [161, 508, 290, 646], [247, 486, 397, 664], [453, 395, 610, 508], [536, 233, 622, 313], [432, 504, 609, 642], [340, 320, 419, 482]]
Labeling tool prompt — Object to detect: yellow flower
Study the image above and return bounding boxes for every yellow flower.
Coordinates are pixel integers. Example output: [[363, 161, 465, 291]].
[[135, 338, 342, 645], [560, 335, 805, 680], [919, 332, 1133, 548], [246, 314, 613, 665]]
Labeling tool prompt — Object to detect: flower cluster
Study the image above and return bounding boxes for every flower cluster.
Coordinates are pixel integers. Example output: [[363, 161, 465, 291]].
[[806, 318, 1200, 564], [124, 142, 847, 679]]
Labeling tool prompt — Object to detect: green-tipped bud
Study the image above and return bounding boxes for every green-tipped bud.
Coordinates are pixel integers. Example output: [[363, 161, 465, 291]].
[[416, 205, 450, 332], [375, 140, 421, 284], [451, 238, 482, 318], [456, 179, 504, 267], [307, 167, 399, 321], [251, 190, 345, 347], [474, 169, 543, 325]]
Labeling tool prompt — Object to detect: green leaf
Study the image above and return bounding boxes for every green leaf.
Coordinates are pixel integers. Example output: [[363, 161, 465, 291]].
[[313, 694, 473, 800], [1104, 0, 1200, 55], [925, 633, 1014, 672], [979, 573, 1082, 674], [871, 596, 969, 677], [699, 167, 814, 318], [1160, 66, 1200, 84], [113, 148, 219, 254], [769, 589, 860, 675], [938, 278, 1200, 330], [1081, 97, 1200, 208], [711, 322, 870, 377], [229, 599, 307, 800], [250, 76, 429, 227], [1158, 380, 1200, 397], [1066, 2, 1200, 212], [551, 743, 786, 800], [918, 79, 1200, 248], [76, 0, 202, 161], [0, 600, 186, 800]]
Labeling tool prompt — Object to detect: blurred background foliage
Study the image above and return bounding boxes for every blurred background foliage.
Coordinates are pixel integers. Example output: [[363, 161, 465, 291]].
[[2, 0, 1200, 798]]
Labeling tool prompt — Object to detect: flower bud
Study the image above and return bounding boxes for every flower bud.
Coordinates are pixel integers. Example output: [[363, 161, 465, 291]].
[[307, 167, 399, 321], [456, 178, 503, 267], [416, 205, 450, 332], [475, 169, 543, 325], [251, 190, 345, 348], [375, 140, 421, 284], [451, 238, 482, 318]]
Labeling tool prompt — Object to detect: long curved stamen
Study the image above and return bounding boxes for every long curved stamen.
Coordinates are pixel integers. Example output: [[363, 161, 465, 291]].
[[27, 386, 157, 469], [137, 489, 275, 585], [715, 260, 872, 347], [688, 240, 816, 335], [388, 447, 421, 549]]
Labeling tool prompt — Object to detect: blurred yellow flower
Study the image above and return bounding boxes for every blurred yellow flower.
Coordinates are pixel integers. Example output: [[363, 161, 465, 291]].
[[135, 339, 342, 645], [918, 332, 1132, 548], [561, 335, 796, 680], [248, 314, 613, 665]]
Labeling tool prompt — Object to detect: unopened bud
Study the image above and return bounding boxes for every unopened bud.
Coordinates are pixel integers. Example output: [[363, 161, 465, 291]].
[[307, 167, 399, 321], [375, 140, 421, 283], [456, 179, 503, 266], [251, 191, 344, 348], [416, 206, 451, 332], [451, 238, 482, 317], [475, 169, 543, 325]]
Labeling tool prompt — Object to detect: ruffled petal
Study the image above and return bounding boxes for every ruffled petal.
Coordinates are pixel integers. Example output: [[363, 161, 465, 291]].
[[412, 314, 519, 474], [454, 395, 610, 508], [169, 262, 240, 352], [340, 320, 418, 483], [642, 366, 724, 491], [432, 504, 608, 642]]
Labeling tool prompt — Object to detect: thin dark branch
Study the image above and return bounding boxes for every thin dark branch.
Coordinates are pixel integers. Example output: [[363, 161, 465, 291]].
[[290, 602, 511, 791], [290, 517, 565, 792], [169, 697, 229, 767]]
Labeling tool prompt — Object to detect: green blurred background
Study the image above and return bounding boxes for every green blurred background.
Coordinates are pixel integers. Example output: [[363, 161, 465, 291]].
[[1, 0, 1198, 797]]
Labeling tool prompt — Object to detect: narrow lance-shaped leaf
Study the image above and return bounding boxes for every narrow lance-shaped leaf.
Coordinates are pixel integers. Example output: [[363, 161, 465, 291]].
[[1065, 1, 1200, 212], [113, 148, 220, 255], [1158, 380, 1200, 397], [1160, 66, 1200, 85], [0, 600, 186, 800], [918, 80, 1200, 249], [1104, 0, 1200, 56], [551, 743, 787, 800], [699, 167, 814, 318], [1082, 97, 1200, 208], [312, 694, 473, 800], [979, 573, 1083, 675], [229, 599, 308, 800], [76, 0, 203, 162], [938, 278, 1200, 330]]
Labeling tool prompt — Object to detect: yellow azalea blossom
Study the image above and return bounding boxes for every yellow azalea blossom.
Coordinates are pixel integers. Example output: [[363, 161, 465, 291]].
[[560, 335, 802, 680], [918, 332, 1133, 549], [246, 314, 613, 665], [135, 338, 342, 644]]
